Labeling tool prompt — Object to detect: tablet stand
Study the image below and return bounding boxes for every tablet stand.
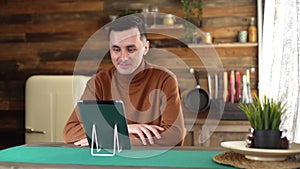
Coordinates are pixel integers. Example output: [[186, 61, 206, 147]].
[[90, 123, 122, 156]]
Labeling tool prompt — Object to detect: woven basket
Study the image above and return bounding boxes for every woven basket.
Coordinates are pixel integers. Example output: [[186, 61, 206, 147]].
[[213, 151, 300, 169]]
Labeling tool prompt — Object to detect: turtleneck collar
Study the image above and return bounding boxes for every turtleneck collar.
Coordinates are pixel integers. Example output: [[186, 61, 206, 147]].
[[113, 59, 148, 84], [110, 59, 149, 100]]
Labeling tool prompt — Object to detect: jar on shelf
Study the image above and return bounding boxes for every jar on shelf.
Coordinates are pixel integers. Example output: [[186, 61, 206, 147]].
[[163, 14, 175, 26], [203, 32, 212, 44]]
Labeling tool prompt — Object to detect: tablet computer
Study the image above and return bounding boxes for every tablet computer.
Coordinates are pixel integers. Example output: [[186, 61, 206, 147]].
[[77, 100, 131, 150]]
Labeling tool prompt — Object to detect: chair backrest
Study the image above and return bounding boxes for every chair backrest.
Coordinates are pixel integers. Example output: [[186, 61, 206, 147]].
[[25, 75, 90, 143]]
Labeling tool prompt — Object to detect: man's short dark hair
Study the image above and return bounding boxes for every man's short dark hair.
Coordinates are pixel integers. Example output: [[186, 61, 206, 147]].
[[108, 15, 148, 41]]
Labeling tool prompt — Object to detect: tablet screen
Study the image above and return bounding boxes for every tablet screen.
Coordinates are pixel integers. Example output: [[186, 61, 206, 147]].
[[77, 100, 131, 150]]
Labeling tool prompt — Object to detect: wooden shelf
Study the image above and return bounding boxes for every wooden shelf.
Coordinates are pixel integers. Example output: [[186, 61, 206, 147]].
[[147, 24, 184, 30], [188, 42, 258, 48]]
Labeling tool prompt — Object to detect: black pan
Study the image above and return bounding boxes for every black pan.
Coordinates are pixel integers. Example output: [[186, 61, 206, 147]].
[[183, 68, 210, 113]]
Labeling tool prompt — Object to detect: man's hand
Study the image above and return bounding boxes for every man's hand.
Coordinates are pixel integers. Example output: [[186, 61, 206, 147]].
[[74, 138, 89, 147], [128, 124, 165, 145]]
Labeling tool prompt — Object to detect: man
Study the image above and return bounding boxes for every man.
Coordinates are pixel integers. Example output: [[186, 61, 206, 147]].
[[63, 15, 186, 146]]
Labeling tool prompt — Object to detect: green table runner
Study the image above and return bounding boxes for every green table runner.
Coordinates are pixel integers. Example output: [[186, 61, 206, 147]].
[[0, 146, 231, 168]]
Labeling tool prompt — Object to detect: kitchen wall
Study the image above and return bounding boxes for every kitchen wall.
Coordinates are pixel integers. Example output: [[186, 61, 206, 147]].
[[0, 0, 257, 149]]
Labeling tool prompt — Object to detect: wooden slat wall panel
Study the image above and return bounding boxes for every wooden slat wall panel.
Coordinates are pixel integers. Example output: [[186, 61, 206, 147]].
[[0, 0, 107, 148], [0, 0, 104, 15], [104, 0, 182, 11], [202, 0, 257, 41], [202, 6, 256, 17], [0, 0, 258, 148], [0, 21, 102, 33]]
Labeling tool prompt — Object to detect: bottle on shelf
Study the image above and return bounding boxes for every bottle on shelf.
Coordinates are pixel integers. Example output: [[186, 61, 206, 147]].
[[142, 7, 149, 27], [151, 6, 158, 27], [248, 17, 257, 43]]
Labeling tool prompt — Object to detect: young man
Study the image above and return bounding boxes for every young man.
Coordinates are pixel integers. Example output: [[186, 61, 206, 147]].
[[63, 15, 186, 146]]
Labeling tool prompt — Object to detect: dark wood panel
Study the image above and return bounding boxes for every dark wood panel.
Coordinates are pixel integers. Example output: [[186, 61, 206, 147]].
[[104, 0, 181, 11], [0, 41, 86, 52], [0, 20, 101, 34], [201, 26, 248, 39], [201, 0, 256, 42], [202, 16, 252, 27], [38, 59, 112, 74], [0, 33, 26, 42], [0, 14, 32, 24], [38, 50, 80, 61], [0, 0, 104, 15], [0, 133, 24, 150], [26, 32, 80, 42], [0, 110, 24, 149], [163, 47, 257, 58], [0, 81, 25, 100], [215, 47, 257, 57], [203, 6, 256, 17], [31, 11, 105, 24], [203, 0, 256, 8], [0, 111, 24, 128]]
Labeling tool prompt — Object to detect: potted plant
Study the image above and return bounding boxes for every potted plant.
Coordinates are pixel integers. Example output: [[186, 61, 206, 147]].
[[181, 0, 202, 27], [181, 0, 202, 43], [239, 95, 286, 149]]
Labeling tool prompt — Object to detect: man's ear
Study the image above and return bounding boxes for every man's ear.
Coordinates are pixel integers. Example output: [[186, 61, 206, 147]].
[[143, 40, 150, 55]]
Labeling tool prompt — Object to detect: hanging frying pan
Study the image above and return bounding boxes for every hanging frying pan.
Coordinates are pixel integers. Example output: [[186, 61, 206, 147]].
[[183, 68, 210, 113]]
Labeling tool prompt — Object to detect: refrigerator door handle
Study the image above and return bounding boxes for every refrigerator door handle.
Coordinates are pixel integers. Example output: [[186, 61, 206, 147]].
[[25, 128, 46, 134]]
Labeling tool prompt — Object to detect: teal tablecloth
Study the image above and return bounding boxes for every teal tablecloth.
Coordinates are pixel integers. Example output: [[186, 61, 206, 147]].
[[0, 146, 232, 168]]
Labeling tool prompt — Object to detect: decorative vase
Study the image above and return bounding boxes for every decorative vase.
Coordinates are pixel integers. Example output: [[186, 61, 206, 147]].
[[254, 130, 282, 149]]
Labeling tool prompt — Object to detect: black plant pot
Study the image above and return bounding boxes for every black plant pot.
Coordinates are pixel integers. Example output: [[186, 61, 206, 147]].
[[254, 130, 282, 149]]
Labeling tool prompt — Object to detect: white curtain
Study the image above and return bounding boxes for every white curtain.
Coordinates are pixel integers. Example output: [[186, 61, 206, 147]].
[[259, 0, 300, 142]]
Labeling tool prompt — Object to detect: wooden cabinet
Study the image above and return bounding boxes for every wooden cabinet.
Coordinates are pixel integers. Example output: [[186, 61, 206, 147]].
[[184, 119, 251, 147]]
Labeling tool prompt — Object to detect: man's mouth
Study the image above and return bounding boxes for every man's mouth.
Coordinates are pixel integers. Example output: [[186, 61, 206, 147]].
[[118, 63, 131, 69]]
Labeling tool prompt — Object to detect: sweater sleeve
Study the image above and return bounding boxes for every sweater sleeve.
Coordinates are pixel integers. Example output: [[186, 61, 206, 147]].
[[156, 74, 186, 146], [62, 76, 97, 143], [62, 106, 86, 143], [129, 74, 186, 146]]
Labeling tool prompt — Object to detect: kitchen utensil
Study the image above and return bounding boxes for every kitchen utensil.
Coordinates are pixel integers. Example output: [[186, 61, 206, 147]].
[[151, 6, 158, 26], [183, 68, 210, 113], [207, 74, 212, 99], [229, 70, 235, 103], [246, 69, 253, 103], [242, 75, 249, 103], [223, 71, 228, 102], [235, 71, 241, 102], [214, 73, 218, 99]]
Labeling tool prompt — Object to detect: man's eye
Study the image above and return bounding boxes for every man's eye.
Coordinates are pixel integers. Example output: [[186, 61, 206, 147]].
[[128, 47, 136, 52], [112, 47, 120, 52]]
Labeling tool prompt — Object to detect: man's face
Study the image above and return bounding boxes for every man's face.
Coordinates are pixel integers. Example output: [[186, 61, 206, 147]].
[[109, 28, 149, 75]]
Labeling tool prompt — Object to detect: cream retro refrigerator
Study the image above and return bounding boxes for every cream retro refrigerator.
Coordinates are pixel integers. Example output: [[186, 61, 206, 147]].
[[25, 75, 90, 143]]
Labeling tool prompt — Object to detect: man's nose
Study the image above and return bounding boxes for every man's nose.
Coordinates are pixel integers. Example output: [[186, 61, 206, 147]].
[[119, 50, 129, 60]]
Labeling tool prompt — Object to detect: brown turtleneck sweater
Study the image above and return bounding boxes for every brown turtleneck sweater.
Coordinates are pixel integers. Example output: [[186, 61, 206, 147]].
[[62, 60, 186, 146]]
